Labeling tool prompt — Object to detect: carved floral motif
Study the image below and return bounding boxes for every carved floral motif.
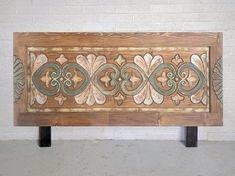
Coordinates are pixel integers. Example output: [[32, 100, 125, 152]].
[[172, 54, 183, 66], [40, 72, 51, 87], [74, 54, 106, 105], [190, 54, 208, 105], [72, 70, 83, 88], [30, 52, 209, 106], [133, 53, 164, 105], [30, 53, 47, 105], [56, 54, 68, 65], [54, 93, 67, 105], [172, 94, 184, 105], [115, 55, 126, 66], [114, 93, 125, 105]]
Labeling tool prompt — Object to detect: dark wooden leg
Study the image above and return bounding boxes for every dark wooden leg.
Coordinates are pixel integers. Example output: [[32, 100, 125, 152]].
[[38, 126, 51, 147], [185, 127, 198, 147]]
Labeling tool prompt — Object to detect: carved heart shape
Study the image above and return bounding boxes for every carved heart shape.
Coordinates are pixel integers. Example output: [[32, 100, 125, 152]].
[[149, 63, 177, 96], [92, 63, 120, 96], [32, 63, 61, 96], [62, 63, 90, 96], [120, 63, 148, 96], [178, 63, 205, 96]]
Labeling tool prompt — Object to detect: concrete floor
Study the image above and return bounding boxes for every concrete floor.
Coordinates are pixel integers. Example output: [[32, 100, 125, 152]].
[[0, 140, 234, 176]]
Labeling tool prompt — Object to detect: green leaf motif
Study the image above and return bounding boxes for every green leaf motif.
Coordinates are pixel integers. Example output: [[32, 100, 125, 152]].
[[212, 58, 223, 104], [14, 56, 25, 102]]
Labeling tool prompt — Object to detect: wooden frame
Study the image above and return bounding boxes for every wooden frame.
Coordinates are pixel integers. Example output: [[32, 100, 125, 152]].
[[13, 32, 223, 127]]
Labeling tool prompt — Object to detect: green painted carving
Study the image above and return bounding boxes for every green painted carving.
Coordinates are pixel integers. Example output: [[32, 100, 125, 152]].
[[92, 63, 120, 96], [178, 63, 205, 96], [30, 52, 208, 106], [32, 62, 90, 96], [149, 62, 205, 97], [62, 63, 90, 96], [149, 63, 177, 96], [120, 63, 148, 96], [93, 63, 148, 96], [14, 56, 25, 102], [212, 58, 223, 103], [32, 63, 61, 96]]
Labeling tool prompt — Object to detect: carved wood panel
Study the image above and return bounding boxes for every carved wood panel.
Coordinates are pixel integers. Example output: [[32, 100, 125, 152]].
[[13, 33, 222, 126], [28, 47, 209, 112]]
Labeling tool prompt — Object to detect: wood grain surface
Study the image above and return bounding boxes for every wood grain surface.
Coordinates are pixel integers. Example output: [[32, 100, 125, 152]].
[[13, 32, 223, 126]]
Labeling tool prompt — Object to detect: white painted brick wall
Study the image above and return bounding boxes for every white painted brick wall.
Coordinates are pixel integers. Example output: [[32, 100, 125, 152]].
[[0, 0, 235, 140]]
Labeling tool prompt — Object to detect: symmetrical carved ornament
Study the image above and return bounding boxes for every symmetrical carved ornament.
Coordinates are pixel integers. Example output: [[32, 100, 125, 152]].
[[30, 51, 209, 107]]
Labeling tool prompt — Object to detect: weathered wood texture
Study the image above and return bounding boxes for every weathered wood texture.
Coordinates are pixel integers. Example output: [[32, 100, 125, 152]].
[[13, 32, 223, 126]]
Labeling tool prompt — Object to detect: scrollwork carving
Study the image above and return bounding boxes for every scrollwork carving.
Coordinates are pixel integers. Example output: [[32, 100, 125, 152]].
[[30, 52, 209, 106]]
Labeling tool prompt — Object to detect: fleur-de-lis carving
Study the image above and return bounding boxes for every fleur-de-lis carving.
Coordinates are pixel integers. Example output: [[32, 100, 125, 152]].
[[129, 74, 140, 86], [56, 54, 68, 65], [72, 70, 82, 88], [172, 54, 183, 65], [172, 94, 184, 105], [115, 55, 126, 66], [114, 93, 125, 105], [100, 72, 111, 87], [40, 71, 51, 88], [157, 71, 168, 87]]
